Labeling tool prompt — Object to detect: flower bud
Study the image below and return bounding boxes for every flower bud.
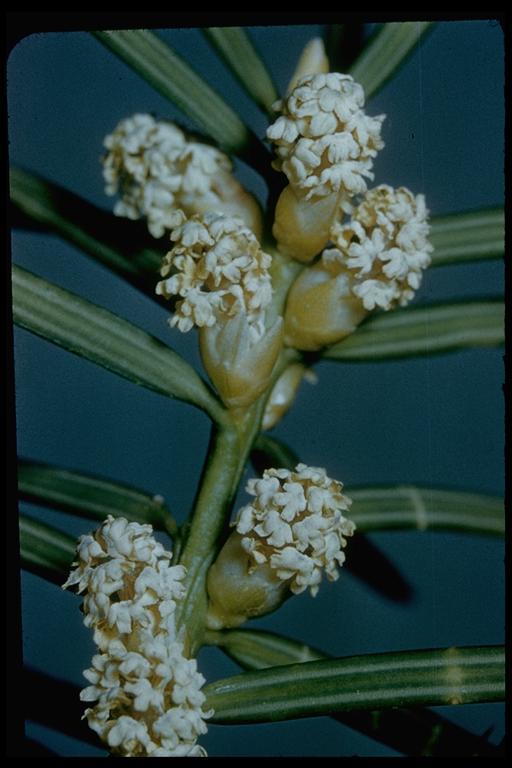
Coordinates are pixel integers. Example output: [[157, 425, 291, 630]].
[[262, 363, 317, 431], [156, 210, 283, 408], [272, 184, 340, 263], [287, 37, 329, 94], [199, 313, 283, 409], [284, 259, 367, 351], [327, 184, 433, 311], [206, 531, 290, 629], [156, 211, 273, 334]]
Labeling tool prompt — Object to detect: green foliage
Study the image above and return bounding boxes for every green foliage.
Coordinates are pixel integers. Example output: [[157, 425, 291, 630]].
[[350, 22, 433, 98], [349, 485, 504, 535], [12, 265, 223, 420], [18, 460, 178, 537], [10, 167, 163, 296], [203, 27, 278, 114], [19, 515, 75, 585], [11, 20, 504, 759], [93, 30, 251, 154], [325, 300, 504, 361], [430, 208, 505, 267], [207, 628, 502, 756], [204, 645, 504, 722]]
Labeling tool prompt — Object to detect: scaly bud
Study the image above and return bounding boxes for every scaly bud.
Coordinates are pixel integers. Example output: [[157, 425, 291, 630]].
[[284, 259, 367, 351], [199, 313, 283, 409], [287, 37, 330, 94], [262, 363, 317, 431]]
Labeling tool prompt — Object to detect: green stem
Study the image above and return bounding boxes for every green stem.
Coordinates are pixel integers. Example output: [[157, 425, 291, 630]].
[[175, 242, 301, 652], [176, 404, 262, 652], [176, 346, 299, 653], [176, 426, 239, 649]]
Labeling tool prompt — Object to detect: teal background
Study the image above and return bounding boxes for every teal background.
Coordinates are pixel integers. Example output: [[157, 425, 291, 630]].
[[8, 20, 504, 756]]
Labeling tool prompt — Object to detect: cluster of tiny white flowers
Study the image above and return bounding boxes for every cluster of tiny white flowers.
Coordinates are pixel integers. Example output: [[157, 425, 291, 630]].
[[63, 516, 212, 757], [266, 73, 385, 207], [156, 211, 273, 335], [102, 113, 232, 238], [235, 464, 355, 596], [323, 185, 433, 311]]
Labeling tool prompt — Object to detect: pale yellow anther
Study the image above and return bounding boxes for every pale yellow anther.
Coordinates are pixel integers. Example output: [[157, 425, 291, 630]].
[[206, 532, 289, 629], [284, 184, 433, 350]]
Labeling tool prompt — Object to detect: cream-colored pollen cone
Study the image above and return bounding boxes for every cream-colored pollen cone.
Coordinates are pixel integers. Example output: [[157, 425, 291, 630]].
[[199, 313, 283, 409], [206, 531, 290, 629], [284, 261, 367, 351], [273, 185, 339, 262]]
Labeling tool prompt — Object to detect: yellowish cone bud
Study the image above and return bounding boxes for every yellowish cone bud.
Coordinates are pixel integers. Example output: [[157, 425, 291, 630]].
[[287, 37, 329, 93], [284, 260, 367, 351], [206, 531, 290, 629], [199, 313, 284, 409], [273, 185, 339, 262], [262, 363, 317, 431]]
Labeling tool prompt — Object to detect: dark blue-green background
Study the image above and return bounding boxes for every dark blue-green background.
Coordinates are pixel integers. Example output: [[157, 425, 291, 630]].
[[8, 20, 504, 756]]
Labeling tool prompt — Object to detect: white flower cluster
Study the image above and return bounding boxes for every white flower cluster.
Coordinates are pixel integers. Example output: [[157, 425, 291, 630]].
[[63, 516, 212, 758], [103, 113, 232, 238], [235, 464, 355, 596], [266, 73, 385, 207], [323, 185, 433, 310], [156, 211, 273, 334]]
